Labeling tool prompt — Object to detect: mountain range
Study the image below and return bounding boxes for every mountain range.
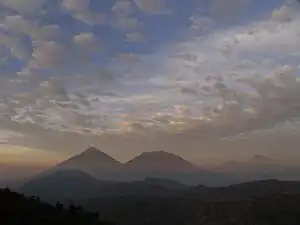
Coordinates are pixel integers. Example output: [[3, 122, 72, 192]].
[[19, 170, 188, 203], [215, 154, 300, 181], [14, 147, 300, 190], [16, 147, 300, 204], [16, 147, 223, 201], [36, 147, 209, 185], [18, 166, 300, 206]]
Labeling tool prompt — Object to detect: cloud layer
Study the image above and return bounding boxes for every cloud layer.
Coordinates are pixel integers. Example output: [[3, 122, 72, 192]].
[[1, 0, 300, 162]]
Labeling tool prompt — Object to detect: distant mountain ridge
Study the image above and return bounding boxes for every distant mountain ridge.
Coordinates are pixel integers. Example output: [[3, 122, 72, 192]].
[[19, 172, 300, 206], [19, 170, 104, 200], [18, 170, 187, 203], [56, 147, 122, 169], [215, 154, 300, 181], [40, 147, 122, 180], [40, 147, 204, 184], [22, 148, 298, 188], [18, 147, 300, 205], [125, 151, 199, 172]]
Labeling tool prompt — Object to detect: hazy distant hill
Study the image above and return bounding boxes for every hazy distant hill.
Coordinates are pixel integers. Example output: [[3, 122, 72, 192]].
[[217, 154, 273, 172], [20, 163, 300, 205], [19, 171, 188, 203], [19, 170, 105, 201], [216, 154, 300, 182], [188, 179, 300, 201]]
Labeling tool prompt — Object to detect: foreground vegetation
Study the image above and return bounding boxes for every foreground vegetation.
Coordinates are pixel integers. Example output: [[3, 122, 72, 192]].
[[0, 189, 114, 225], [3, 179, 300, 225], [84, 194, 300, 225]]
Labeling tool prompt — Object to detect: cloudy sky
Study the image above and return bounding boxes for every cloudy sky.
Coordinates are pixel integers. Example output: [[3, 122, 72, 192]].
[[1, 0, 300, 167]]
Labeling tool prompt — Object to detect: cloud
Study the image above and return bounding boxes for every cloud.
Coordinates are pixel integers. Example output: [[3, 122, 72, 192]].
[[0, 34, 30, 60], [3, 14, 65, 72], [133, 0, 170, 14], [73, 32, 100, 52], [125, 32, 146, 43], [4, 15, 39, 37], [0, 130, 22, 143], [1, 1, 300, 163], [38, 77, 70, 101], [37, 25, 62, 41], [111, 1, 134, 16], [31, 41, 67, 69], [272, 5, 296, 23], [110, 1, 142, 32], [114, 16, 142, 31], [124, 65, 300, 137], [3, 3, 299, 141], [62, 0, 104, 25], [117, 53, 140, 63], [211, 0, 247, 18], [114, 5, 300, 138], [4, 15, 62, 41], [189, 16, 215, 33], [1, 0, 45, 15]]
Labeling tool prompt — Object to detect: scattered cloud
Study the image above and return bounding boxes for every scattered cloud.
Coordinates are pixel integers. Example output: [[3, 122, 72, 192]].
[[133, 0, 170, 14], [117, 53, 140, 63], [189, 16, 215, 33], [0, 34, 30, 60], [4, 15, 39, 37], [3, 15, 62, 41], [271, 4, 296, 22], [115, 16, 142, 31], [31, 41, 68, 69], [212, 0, 247, 18], [1, 0, 45, 15], [111, 1, 134, 16], [125, 31, 146, 43], [61, 0, 104, 25], [73, 32, 100, 52], [1, 1, 300, 162], [37, 25, 62, 41]]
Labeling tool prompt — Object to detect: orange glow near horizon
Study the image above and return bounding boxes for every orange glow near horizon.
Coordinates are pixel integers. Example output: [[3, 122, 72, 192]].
[[0, 145, 67, 167]]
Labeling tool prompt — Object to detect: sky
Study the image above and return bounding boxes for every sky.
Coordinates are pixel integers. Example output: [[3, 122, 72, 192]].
[[1, 0, 300, 168]]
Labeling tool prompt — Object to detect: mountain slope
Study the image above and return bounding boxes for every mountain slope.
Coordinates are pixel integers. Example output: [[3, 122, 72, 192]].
[[122, 151, 211, 185], [19, 170, 105, 201], [19, 170, 187, 202], [125, 151, 199, 173], [188, 179, 300, 201], [44, 147, 122, 179]]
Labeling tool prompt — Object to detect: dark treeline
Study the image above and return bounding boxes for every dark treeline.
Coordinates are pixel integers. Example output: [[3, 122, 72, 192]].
[[85, 194, 300, 225], [3, 181, 300, 225], [0, 188, 114, 225]]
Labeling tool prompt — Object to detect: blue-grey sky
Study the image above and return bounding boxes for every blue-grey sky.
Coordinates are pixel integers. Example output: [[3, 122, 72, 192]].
[[1, 0, 300, 166]]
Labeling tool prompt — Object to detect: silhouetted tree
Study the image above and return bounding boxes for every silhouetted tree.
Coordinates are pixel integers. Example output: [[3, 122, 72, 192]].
[[0, 188, 115, 225]]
